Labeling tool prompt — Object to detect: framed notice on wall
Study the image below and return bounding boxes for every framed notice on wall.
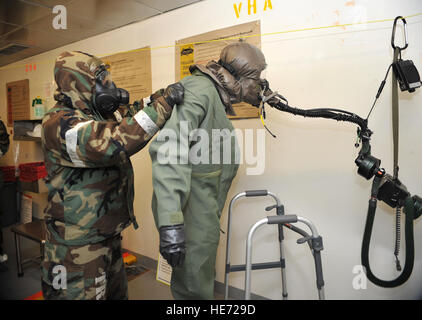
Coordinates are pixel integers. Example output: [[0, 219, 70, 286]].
[[175, 21, 261, 119], [102, 47, 152, 104], [6, 79, 30, 126]]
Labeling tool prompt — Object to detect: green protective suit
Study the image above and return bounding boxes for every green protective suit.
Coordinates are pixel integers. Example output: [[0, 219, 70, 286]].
[[149, 69, 239, 299]]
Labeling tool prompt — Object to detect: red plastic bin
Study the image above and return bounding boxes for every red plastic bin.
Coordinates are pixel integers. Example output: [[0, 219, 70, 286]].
[[18, 162, 47, 183], [0, 166, 16, 182]]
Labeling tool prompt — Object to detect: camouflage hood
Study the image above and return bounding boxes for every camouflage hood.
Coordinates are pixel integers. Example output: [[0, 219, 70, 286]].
[[54, 51, 105, 115]]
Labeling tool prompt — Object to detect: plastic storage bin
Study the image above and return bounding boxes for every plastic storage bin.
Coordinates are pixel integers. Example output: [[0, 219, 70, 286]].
[[0, 166, 16, 183], [18, 162, 47, 183]]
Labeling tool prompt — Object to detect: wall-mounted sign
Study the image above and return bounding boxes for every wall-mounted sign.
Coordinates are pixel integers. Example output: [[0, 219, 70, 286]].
[[6, 79, 30, 126], [175, 21, 261, 119], [103, 47, 152, 104]]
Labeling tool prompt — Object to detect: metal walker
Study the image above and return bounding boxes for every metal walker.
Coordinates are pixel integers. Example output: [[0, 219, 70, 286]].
[[224, 190, 325, 300]]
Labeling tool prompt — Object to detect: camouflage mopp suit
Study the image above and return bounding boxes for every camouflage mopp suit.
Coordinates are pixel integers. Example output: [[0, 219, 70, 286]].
[[0, 119, 9, 158], [41, 51, 173, 299]]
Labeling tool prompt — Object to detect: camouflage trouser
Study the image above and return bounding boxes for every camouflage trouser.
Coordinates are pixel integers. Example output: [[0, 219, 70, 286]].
[[41, 234, 128, 300]]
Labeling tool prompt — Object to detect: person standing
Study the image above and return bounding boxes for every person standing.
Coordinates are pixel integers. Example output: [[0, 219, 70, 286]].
[[41, 51, 184, 300], [149, 42, 268, 299]]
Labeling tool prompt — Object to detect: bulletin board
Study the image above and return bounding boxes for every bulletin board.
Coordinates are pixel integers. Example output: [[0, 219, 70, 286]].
[[103, 47, 152, 104], [6, 79, 30, 126], [175, 21, 261, 119]]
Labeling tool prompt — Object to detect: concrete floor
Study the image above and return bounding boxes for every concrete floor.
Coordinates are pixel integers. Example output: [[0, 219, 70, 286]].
[[127, 266, 225, 300], [128, 270, 173, 300], [0, 226, 42, 300]]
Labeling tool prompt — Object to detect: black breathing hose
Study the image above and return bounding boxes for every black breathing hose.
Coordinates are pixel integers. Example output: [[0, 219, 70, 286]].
[[267, 98, 369, 133], [265, 94, 418, 288], [361, 182, 415, 288]]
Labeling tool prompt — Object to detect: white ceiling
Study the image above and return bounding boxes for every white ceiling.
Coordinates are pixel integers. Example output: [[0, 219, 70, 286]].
[[0, 0, 203, 67]]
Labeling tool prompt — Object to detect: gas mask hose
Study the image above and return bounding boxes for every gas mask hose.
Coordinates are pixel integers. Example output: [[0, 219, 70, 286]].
[[261, 84, 422, 288], [267, 98, 368, 133]]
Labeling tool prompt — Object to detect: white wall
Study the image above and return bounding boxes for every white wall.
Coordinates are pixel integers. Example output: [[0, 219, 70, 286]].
[[1, 0, 421, 299]]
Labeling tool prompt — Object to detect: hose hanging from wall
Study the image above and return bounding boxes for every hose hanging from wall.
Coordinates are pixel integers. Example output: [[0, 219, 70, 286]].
[[258, 16, 422, 288]]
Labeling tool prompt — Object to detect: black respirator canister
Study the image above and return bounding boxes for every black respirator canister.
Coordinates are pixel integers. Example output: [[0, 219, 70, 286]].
[[390, 17, 421, 93], [392, 60, 421, 92], [412, 195, 422, 219], [355, 154, 381, 180]]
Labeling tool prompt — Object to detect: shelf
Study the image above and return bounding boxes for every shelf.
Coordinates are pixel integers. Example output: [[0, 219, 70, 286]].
[[13, 136, 41, 142], [18, 179, 48, 194], [13, 120, 42, 142]]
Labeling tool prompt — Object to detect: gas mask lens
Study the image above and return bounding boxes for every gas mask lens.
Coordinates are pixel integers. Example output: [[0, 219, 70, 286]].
[[97, 69, 113, 87]]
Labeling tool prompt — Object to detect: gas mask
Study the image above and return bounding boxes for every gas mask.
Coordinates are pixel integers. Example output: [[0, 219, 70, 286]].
[[217, 60, 265, 107], [218, 42, 267, 107], [189, 43, 267, 115], [93, 65, 129, 116]]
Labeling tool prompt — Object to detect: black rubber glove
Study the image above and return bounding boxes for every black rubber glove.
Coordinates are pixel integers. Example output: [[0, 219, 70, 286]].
[[163, 82, 184, 107], [159, 224, 186, 268]]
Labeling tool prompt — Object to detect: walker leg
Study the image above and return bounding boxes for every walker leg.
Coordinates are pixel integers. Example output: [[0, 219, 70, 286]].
[[224, 271, 229, 300], [278, 225, 288, 300], [318, 288, 325, 300]]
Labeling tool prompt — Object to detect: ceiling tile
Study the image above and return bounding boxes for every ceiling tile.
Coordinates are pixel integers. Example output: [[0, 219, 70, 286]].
[[2, 12, 114, 53], [0, 21, 22, 38], [0, 0, 202, 67], [18, 0, 76, 8], [0, 45, 45, 67], [134, 0, 202, 13], [65, 0, 160, 27], [3, 24, 70, 51], [0, 0, 51, 27], [21, 13, 112, 45]]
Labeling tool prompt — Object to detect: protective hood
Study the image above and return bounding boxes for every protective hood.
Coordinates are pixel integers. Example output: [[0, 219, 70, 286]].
[[190, 62, 237, 116], [189, 42, 267, 115], [220, 42, 267, 80], [53, 51, 105, 115]]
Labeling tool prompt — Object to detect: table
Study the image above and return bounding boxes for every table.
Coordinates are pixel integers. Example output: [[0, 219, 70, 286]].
[[11, 219, 46, 277]]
